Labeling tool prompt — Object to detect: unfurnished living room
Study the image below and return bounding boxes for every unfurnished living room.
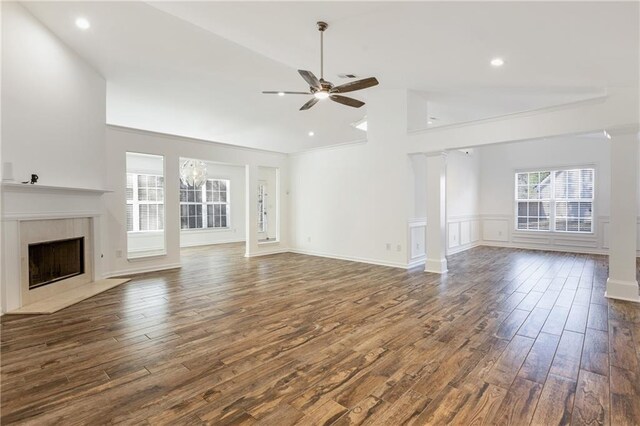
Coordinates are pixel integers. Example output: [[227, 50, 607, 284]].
[[1, 1, 639, 425]]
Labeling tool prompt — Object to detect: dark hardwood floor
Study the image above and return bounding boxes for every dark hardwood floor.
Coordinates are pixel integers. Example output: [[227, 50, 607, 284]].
[[2, 244, 639, 425]]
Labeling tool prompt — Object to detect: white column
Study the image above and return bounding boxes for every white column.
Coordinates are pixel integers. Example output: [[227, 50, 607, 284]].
[[244, 164, 258, 257], [425, 152, 448, 273], [606, 131, 639, 302]]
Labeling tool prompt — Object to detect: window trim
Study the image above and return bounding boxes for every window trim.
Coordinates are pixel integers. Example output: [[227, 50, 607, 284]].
[[512, 164, 596, 235], [179, 178, 231, 230]]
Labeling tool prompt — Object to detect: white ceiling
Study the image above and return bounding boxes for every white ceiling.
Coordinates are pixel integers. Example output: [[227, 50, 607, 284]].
[[22, 1, 639, 153]]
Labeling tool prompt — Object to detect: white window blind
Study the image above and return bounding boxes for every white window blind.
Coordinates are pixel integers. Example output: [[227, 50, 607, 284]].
[[126, 173, 165, 232], [515, 168, 594, 233]]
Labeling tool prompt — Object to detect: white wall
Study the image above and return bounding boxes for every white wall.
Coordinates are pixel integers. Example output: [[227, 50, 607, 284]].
[[1, 3, 107, 312], [180, 162, 246, 247], [104, 126, 289, 277], [446, 150, 481, 254], [410, 154, 427, 219], [477, 136, 638, 254], [289, 90, 414, 268], [1, 2, 106, 189]]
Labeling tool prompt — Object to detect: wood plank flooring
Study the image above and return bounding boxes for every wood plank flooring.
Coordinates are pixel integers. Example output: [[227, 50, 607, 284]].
[[2, 244, 639, 425]]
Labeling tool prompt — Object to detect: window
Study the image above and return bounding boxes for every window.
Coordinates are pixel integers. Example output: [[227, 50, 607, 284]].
[[515, 168, 594, 233], [180, 179, 230, 229], [257, 183, 267, 233], [126, 173, 165, 232]]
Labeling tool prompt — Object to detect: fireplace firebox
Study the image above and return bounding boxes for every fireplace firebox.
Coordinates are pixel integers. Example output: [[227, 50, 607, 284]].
[[28, 237, 85, 289]]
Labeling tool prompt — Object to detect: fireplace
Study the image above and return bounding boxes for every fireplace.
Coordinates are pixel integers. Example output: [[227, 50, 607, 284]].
[[28, 237, 85, 290]]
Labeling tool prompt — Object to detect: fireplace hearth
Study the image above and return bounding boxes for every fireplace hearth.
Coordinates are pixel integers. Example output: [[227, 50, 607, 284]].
[[28, 237, 85, 290]]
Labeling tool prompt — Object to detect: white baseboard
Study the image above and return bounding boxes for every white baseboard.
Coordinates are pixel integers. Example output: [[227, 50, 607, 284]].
[[425, 257, 448, 274], [103, 262, 182, 278], [447, 241, 482, 255], [605, 278, 640, 302], [180, 238, 245, 248], [479, 241, 611, 256], [407, 256, 427, 269], [289, 248, 411, 269], [245, 248, 290, 257]]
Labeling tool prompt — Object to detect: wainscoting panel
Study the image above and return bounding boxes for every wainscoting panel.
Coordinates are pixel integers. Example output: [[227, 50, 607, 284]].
[[482, 217, 510, 242], [471, 220, 481, 243], [512, 232, 552, 246], [447, 216, 481, 255], [482, 215, 640, 255], [408, 219, 426, 265], [411, 215, 640, 262], [460, 221, 471, 246], [448, 223, 460, 248]]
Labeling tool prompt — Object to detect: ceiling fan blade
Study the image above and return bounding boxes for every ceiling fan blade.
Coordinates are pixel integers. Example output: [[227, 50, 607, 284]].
[[298, 70, 321, 89], [330, 77, 379, 94], [330, 95, 365, 108], [300, 97, 319, 111], [262, 91, 311, 95]]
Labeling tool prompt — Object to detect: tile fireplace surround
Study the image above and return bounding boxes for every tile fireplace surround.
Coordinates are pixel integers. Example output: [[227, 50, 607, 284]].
[[1, 183, 109, 313]]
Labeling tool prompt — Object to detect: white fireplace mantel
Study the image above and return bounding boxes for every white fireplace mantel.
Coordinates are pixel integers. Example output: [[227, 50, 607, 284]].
[[2, 182, 111, 195], [1, 182, 111, 221]]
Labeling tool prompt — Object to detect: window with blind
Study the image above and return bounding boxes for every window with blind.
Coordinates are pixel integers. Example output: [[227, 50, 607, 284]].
[[515, 168, 594, 233], [126, 173, 165, 232], [180, 179, 230, 230]]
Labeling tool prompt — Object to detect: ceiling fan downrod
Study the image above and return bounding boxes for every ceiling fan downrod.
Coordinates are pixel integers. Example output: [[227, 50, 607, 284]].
[[318, 21, 328, 81]]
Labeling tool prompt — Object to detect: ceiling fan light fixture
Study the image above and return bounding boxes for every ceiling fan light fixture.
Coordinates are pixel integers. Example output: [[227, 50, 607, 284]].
[[314, 91, 330, 100]]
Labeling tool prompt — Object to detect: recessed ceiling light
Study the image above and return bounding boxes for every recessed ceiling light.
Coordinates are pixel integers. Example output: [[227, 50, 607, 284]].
[[75, 17, 90, 30], [277, 92, 285, 97], [308, 131, 314, 136], [490, 57, 504, 67], [427, 121, 433, 125]]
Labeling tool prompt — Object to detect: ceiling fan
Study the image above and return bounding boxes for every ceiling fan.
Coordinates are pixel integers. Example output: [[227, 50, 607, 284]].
[[262, 21, 379, 111]]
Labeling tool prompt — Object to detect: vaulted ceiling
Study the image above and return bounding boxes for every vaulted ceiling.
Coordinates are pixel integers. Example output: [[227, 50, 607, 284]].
[[22, 1, 639, 153]]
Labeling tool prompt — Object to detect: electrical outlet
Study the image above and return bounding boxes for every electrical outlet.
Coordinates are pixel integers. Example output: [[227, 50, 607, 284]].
[[307, 236, 311, 243], [396, 244, 401, 252], [116, 249, 122, 258], [386, 243, 391, 250]]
